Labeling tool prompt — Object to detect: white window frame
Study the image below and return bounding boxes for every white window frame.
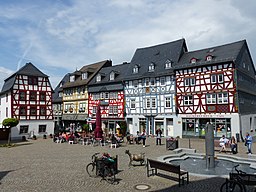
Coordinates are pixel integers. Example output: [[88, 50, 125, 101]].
[[160, 77, 165, 85], [110, 72, 115, 80], [96, 74, 101, 82], [217, 93, 228, 104], [184, 95, 193, 105], [131, 99, 136, 109], [211, 73, 224, 83], [148, 63, 155, 72], [165, 60, 172, 69], [184, 77, 195, 86], [165, 97, 171, 108], [70, 75, 75, 82], [206, 94, 216, 104], [133, 65, 139, 73], [82, 72, 88, 80]]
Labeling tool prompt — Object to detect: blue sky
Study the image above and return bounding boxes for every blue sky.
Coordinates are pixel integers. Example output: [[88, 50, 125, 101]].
[[0, 0, 256, 90]]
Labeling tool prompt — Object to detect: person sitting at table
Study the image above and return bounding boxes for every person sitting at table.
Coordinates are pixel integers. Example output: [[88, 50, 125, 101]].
[[219, 135, 229, 153], [134, 131, 142, 144]]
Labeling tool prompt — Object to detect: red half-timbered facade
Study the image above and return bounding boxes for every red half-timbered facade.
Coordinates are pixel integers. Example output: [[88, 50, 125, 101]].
[[175, 40, 256, 138], [88, 63, 127, 134], [0, 63, 54, 140]]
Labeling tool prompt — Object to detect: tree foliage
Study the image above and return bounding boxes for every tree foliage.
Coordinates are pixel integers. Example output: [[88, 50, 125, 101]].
[[2, 118, 19, 128]]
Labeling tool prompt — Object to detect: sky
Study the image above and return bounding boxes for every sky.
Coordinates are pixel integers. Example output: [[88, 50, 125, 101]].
[[0, 0, 256, 90]]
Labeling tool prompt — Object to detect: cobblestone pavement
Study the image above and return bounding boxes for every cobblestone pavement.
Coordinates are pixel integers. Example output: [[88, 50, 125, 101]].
[[0, 137, 256, 192]]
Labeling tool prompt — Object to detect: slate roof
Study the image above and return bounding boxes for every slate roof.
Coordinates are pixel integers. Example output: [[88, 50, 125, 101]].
[[62, 60, 112, 88], [175, 40, 246, 69], [123, 39, 187, 80], [88, 63, 130, 93], [0, 62, 49, 94], [52, 73, 70, 103]]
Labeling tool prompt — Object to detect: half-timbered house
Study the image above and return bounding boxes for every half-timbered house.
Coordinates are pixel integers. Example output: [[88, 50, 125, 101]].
[[0, 62, 54, 140], [88, 63, 128, 135], [124, 39, 187, 136], [175, 40, 256, 138], [61, 60, 112, 130], [52, 74, 69, 133]]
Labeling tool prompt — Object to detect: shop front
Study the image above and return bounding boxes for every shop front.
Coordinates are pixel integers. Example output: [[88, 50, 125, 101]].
[[182, 116, 232, 138]]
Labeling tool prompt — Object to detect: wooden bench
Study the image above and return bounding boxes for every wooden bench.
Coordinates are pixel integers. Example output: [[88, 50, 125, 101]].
[[214, 140, 235, 153], [147, 158, 189, 187]]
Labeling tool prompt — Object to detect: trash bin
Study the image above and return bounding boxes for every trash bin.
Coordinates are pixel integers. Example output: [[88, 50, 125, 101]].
[[236, 133, 240, 142], [166, 139, 178, 150]]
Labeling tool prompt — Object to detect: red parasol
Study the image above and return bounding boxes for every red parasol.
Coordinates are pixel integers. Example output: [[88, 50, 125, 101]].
[[94, 105, 103, 138]]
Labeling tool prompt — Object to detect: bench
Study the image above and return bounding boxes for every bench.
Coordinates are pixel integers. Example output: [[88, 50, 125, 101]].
[[146, 158, 189, 187], [214, 140, 234, 153]]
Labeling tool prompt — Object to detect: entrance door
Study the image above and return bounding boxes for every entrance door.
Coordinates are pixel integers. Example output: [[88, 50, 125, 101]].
[[166, 119, 173, 137]]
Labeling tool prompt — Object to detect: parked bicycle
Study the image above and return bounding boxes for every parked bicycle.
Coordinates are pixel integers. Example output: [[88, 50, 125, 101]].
[[220, 164, 256, 192], [86, 152, 116, 184]]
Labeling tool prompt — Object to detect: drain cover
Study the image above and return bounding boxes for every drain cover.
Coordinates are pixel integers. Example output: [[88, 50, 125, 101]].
[[134, 184, 151, 191]]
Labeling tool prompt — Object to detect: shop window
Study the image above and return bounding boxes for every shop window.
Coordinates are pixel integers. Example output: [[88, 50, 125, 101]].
[[20, 125, 29, 134]]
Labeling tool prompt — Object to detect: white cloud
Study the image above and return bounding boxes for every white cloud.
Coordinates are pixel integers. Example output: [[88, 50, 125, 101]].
[[1, 0, 256, 90]]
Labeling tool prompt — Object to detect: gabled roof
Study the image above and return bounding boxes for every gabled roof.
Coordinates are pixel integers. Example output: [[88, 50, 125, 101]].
[[52, 73, 70, 103], [88, 62, 130, 92], [1, 62, 49, 94], [175, 40, 246, 69], [62, 60, 112, 88], [123, 39, 187, 80]]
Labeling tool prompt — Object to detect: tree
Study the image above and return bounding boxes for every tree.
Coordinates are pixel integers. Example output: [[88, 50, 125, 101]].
[[2, 118, 19, 145]]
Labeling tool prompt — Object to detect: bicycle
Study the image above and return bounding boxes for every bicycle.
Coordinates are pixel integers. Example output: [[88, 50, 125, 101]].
[[86, 153, 116, 184], [220, 164, 247, 192], [97, 157, 116, 184], [86, 152, 100, 177]]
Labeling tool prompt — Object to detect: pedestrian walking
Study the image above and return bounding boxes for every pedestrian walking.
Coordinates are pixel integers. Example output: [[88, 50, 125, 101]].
[[245, 132, 253, 154], [156, 128, 162, 145]]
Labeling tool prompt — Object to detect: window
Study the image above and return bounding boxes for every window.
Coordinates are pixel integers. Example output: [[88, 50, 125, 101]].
[[96, 74, 101, 82], [40, 106, 46, 115], [6, 93, 8, 102], [150, 78, 155, 86], [165, 60, 172, 69], [133, 80, 138, 87], [20, 106, 27, 115], [70, 75, 75, 82], [20, 125, 29, 134], [217, 93, 228, 104], [39, 92, 46, 101], [19, 91, 26, 101], [160, 77, 165, 85], [148, 63, 155, 72], [28, 76, 38, 85], [82, 72, 88, 80], [206, 55, 213, 61], [206, 94, 216, 104], [79, 103, 86, 112], [145, 98, 156, 108], [110, 72, 115, 80], [184, 95, 193, 105], [110, 92, 118, 99], [184, 77, 195, 86], [131, 99, 136, 109], [211, 74, 224, 83], [133, 65, 139, 73], [30, 91, 37, 101], [109, 106, 118, 116], [190, 58, 197, 64], [92, 106, 97, 115], [165, 97, 171, 108], [30, 106, 37, 115], [145, 78, 150, 87], [151, 98, 156, 108], [38, 125, 46, 133]]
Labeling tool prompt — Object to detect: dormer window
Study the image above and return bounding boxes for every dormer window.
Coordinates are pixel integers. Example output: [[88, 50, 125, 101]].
[[190, 58, 197, 64], [206, 55, 213, 61], [82, 72, 88, 80], [70, 75, 75, 82], [110, 72, 115, 80], [96, 74, 101, 82], [165, 59, 172, 69], [133, 65, 139, 73], [148, 63, 155, 72]]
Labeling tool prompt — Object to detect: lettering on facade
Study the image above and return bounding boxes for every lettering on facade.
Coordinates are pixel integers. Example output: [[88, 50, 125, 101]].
[[185, 114, 225, 118]]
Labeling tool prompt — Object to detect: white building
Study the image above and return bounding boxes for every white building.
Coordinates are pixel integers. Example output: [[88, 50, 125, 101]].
[[0, 63, 54, 140]]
